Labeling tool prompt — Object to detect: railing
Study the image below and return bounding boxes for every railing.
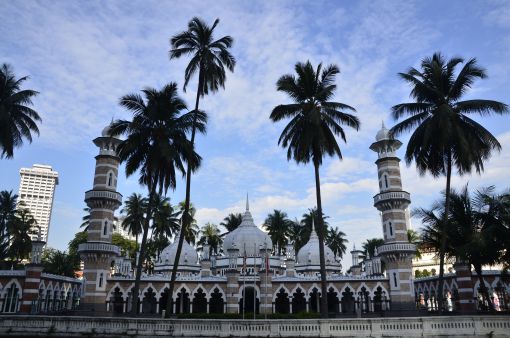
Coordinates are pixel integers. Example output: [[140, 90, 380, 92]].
[[377, 243, 416, 255], [77, 242, 120, 255], [0, 315, 509, 337], [373, 191, 410, 205], [84, 190, 122, 204]]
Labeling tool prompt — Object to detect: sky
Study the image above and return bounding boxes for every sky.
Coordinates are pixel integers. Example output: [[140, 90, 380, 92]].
[[1, 0, 509, 269]]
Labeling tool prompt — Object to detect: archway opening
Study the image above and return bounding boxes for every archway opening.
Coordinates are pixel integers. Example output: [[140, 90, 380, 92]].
[[240, 286, 259, 314], [142, 287, 157, 314], [292, 288, 306, 314], [192, 288, 207, 313], [209, 288, 224, 314], [176, 287, 190, 314], [327, 287, 339, 314], [275, 288, 290, 314], [341, 287, 355, 313], [309, 288, 321, 313]]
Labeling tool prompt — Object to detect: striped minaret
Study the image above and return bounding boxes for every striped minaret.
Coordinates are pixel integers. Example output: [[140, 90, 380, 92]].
[[370, 122, 416, 311], [453, 259, 476, 313], [20, 230, 46, 313], [78, 124, 123, 312]]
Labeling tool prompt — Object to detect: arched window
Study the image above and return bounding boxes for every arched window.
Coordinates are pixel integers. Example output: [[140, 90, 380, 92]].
[[108, 172, 113, 186], [389, 222, 393, 236], [2, 284, 19, 313], [384, 175, 389, 188], [103, 221, 108, 236], [99, 273, 104, 288]]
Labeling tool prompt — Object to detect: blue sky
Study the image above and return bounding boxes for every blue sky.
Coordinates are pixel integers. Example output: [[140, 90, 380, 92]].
[[1, 0, 509, 268]]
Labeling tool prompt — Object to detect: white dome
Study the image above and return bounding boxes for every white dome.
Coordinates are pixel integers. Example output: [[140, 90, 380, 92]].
[[223, 198, 272, 256], [375, 121, 390, 141], [156, 236, 198, 266], [296, 221, 336, 266]]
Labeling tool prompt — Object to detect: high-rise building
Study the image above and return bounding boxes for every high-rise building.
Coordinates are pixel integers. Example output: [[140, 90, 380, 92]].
[[113, 216, 136, 241], [17, 164, 59, 242]]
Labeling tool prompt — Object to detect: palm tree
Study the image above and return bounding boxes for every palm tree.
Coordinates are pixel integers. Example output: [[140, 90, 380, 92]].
[[121, 193, 147, 250], [151, 195, 180, 247], [167, 17, 235, 316], [0, 190, 17, 259], [79, 207, 91, 231], [326, 228, 348, 260], [220, 213, 242, 236], [197, 222, 223, 256], [41, 248, 76, 277], [109, 82, 205, 315], [407, 229, 422, 259], [390, 53, 508, 310], [178, 201, 199, 245], [7, 208, 36, 264], [270, 60, 359, 317], [0, 64, 41, 159], [263, 210, 291, 255], [362, 238, 385, 258]]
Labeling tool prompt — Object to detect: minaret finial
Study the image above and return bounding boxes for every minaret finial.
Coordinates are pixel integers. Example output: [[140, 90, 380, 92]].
[[382, 120, 385, 129], [311, 217, 315, 233], [246, 193, 249, 211]]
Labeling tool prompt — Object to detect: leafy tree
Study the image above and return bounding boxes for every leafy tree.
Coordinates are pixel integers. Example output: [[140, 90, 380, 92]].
[[67, 231, 87, 267], [270, 60, 359, 317], [326, 227, 348, 260], [220, 213, 242, 235], [390, 52, 509, 310], [197, 222, 222, 256], [168, 17, 235, 317], [41, 248, 77, 277], [111, 233, 137, 259], [121, 193, 147, 249], [362, 238, 384, 258], [7, 208, 36, 263], [263, 210, 292, 255], [146, 236, 170, 261], [110, 82, 205, 315], [0, 64, 41, 159]]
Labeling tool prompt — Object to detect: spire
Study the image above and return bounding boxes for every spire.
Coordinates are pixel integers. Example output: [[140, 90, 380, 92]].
[[309, 217, 318, 239], [246, 192, 249, 211], [382, 120, 385, 129]]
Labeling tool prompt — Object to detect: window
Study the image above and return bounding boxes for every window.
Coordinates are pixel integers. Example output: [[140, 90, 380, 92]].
[[99, 273, 104, 288], [108, 173, 113, 186], [384, 175, 389, 188], [393, 273, 398, 288], [389, 222, 393, 236], [103, 221, 108, 236], [2, 284, 19, 313]]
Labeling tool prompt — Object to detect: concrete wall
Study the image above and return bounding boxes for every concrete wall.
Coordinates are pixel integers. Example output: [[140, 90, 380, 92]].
[[0, 315, 509, 337]]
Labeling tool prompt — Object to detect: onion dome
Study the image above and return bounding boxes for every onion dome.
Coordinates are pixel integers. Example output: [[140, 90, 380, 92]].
[[156, 234, 198, 266], [375, 121, 390, 141], [296, 219, 335, 266], [223, 195, 272, 256]]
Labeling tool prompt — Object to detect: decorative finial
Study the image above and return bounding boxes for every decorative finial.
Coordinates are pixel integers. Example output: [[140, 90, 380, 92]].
[[382, 120, 385, 129], [311, 217, 315, 233], [246, 192, 249, 211]]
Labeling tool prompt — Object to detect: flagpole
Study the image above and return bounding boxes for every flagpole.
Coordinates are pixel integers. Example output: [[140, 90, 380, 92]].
[[265, 241, 268, 320], [242, 244, 246, 320], [253, 243, 256, 320]]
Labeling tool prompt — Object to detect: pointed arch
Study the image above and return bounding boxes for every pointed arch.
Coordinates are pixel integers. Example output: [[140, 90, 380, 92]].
[[272, 284, 291, 302], [140, 283, 156, 300], [237, 284, 260, 299], [106, 283, 126, 301], [173, 284, 192, 299], [306, 283, 321, 300], [1, 279, 22, 298], [206, 284, 225, 301]]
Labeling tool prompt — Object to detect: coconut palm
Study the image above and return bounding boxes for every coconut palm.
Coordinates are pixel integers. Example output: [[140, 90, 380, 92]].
[[270, 60, 359, 316], [0, 64, 41, 159], [407, 229, 422, 259], [220, 213, 242, 236], [263, 210, 292, 255], [121, 193, 147, 250], [0, 190, 17, 259], [109, 82, 205, 315], [326, 228, 348, 260], [7, 208, 36, 263], [177, 201, 199, 245], [151, 195, 180, 243], [79, 207, 91, 231], [167, 17, 235, 316], [197, 222, 223, 256], [362, 238, 385, 258], [390, 52, 509, 310]]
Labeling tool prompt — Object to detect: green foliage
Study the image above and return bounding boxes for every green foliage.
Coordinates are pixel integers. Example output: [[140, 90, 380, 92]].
[[145, 236, 170, 262], [112, 233, 137, 258], [0, 190, 18, 261], [197, 222, 222, 256], [68, 231, 87, 266], [220, 213, 242, 234], [362, 238, 384, 258], [326, 227, 348, 260], [263, 210, 292, 255], [178, 201, 199, 245], [0, 64, 41, 159], [121, 193, 147, 246], [41, 248, 77, 277], [7, 207, 36, 263]]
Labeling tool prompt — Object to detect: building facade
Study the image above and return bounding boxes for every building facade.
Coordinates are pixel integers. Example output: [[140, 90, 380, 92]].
[[17, 164, 59, 242]]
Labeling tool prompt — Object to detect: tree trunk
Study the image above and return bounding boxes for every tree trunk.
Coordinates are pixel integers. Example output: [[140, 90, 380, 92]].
[[130, 190, 155, 315], [314, 162, 329, 318], [475, 264, 494, 312], [166, 68, 203, 318], [437, 152, 452, 314]]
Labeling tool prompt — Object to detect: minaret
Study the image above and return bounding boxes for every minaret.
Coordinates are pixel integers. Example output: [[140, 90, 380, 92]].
[[78, 124, 123, 312], [369, 122, 415, 311]]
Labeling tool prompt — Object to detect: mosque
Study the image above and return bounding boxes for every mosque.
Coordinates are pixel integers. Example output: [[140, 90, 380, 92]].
[[76, 123, 417, 316]]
